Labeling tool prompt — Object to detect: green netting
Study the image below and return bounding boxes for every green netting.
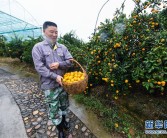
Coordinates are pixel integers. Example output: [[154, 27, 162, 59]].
[[0, 10, 42, 40]]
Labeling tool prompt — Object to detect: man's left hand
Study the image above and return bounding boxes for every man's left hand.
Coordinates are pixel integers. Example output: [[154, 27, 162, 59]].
[[49, 62, 59, 70]]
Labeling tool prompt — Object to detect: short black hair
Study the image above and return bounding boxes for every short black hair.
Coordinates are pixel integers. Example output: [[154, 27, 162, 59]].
[[43, 21, 57, 30]]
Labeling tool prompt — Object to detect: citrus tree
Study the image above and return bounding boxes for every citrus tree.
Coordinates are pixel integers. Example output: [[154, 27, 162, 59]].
[[86, 0, 167, 97], [0, 35, 7, 56], [5, 36, 24, 61], [58, 32, 88, 66], [22, 36, 42, 64]]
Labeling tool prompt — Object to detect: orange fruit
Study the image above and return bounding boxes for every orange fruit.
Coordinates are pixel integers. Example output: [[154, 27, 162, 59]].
[[125, 80, 129, 83], [161, 81, 166, 86], [115, 123, 119, 128], [136, 80, 140, 83], [157, 81, 161, 85], [161, 39, 165, 43]]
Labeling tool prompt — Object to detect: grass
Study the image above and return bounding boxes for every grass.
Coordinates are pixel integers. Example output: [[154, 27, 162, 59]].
[[0, 57, 20, 63]]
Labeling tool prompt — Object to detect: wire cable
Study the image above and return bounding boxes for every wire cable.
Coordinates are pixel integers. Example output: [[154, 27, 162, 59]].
[[14, 0, 40, 26], [93, 0, 110, 35]]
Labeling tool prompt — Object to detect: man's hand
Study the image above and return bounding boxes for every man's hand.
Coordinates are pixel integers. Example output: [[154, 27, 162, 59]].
[[49, 62, 59, 70], [56, 75, 63, 86], [69, 58, 73, 61]]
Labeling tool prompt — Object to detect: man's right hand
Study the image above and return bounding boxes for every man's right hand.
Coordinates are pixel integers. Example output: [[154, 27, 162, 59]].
[[49, 62, 59, 70], [56, 75, 63, 86]]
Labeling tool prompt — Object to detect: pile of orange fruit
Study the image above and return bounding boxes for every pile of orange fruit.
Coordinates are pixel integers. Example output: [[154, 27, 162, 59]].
[[63, 71, 84, 83]]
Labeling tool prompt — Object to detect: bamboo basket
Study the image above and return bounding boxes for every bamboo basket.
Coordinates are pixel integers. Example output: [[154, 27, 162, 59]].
[[62, 59, 88, 94]]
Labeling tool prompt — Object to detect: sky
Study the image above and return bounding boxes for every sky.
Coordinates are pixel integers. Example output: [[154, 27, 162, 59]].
[[1, 0, 136, 42]]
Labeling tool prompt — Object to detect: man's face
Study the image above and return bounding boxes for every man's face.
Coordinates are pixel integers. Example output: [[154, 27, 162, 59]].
[[44, 26, 58, 43]]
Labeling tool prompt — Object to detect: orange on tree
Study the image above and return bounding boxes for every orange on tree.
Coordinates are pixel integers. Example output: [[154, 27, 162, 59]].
[[125, 79, 129, 83], [157, 81, 162, 85], [161, 81, 166, 86], [136, 80, 140, 83]]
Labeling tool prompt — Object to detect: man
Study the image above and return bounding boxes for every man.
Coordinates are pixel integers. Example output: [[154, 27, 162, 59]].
[[32, 21, 73, 138]]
